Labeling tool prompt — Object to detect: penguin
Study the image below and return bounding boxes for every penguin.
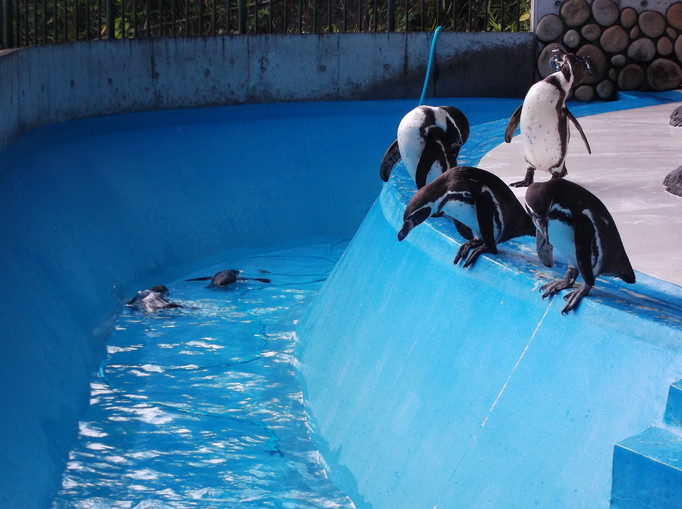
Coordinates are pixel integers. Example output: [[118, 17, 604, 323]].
[[380, 105, 470, 188], [398, 166, 538, 268], [663, 166, 682, 197], [670, 105, 682, 127], [126, 285, 183, 312], [504, 49, 592, 187], [524, 178, 636, 314], [186, 269, 271, 288]]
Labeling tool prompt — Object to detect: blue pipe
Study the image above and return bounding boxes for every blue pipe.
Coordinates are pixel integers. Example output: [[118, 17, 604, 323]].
[[419, 25, 443, 105]]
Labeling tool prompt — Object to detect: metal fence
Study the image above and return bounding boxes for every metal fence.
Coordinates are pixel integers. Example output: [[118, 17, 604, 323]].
[[1, 0, 530, 48]]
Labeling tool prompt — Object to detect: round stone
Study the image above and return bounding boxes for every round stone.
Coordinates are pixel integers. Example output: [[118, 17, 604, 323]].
[[561, 0, 591, 27], [620, 7, 638, 28], [638, 10, 666, 38], [592, 0, 620, 26], [564, 29, 581, 48], [630, 26, 640, 39], [657, 36, 674, 56], [596, 79, 615, 100], [577, 44, 608, 84], [667, 2, 682, 30], [617, 64, 645, 90], [628, 38, 657, 62], [581, 24, 602, 42], [536, 14, 565, 42], [646, 58, 682, 90], [574, 85, 595, 101], [600, 26, 629, 53], [611, 54, 627, 67], [676, 35, 682, 62]]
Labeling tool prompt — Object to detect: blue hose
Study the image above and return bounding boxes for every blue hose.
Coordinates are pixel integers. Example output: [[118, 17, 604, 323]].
[[419, 25, 443, 105]]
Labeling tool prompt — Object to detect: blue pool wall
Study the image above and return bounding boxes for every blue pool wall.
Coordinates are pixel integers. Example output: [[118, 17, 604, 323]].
[[296, 92, 682, 508], [0, 99, 438, 508]]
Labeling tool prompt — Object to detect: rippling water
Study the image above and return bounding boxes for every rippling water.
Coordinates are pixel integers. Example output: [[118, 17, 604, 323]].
[[52, 239, 354, 509]]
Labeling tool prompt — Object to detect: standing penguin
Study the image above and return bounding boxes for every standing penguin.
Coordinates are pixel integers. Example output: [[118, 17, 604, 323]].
[[504, 49, 592, 187], [380, 105, 470, 188], [524, 178, 636, 314], [398, 166, 537, 268]]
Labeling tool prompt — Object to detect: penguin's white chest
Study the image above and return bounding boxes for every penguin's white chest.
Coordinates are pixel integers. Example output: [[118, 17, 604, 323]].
[[441, 192, 501, 241], [547, 218, 577, 267], [520, 83, 566, 172]]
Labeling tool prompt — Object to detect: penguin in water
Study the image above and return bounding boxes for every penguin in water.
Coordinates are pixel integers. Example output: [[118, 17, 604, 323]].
[[524, 178, 636, 314], [504, 49, 592, 187], [127, 285, 183, 312], [398, 166, 539, 268], [186, 269, 271, 288], [380, 105, 470, 188]]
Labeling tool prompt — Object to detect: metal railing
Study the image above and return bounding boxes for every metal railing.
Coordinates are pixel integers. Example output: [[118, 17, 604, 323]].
[[1, 0, 530, 49]]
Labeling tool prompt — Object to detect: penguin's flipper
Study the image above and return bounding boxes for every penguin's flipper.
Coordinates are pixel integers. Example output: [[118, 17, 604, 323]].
[[379, 139, 401, 182], [452, 219, 474, 240], [536, 231, 554, 267], [415, 128, 449, 189], [504, 104, 523, 143], [573, 214, 597, 287], [185, 276, 212, 282], [474, 193, 499, 257], [565, 108, 592, 154]]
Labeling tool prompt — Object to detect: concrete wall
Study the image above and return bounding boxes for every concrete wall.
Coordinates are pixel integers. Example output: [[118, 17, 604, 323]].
[[0, 32, 535, 149]]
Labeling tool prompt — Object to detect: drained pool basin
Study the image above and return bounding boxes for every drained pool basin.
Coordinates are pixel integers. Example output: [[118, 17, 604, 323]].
[[0, 95, 680, 508]]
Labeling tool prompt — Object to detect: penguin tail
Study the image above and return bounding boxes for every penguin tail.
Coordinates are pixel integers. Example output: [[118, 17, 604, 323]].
[[242, 277, 271, 283], [185, 276, 212, 282]]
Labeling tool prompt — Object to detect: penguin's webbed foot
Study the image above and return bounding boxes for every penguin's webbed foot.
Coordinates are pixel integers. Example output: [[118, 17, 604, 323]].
[[561, 283, 592, 314], [540, 267, 579, 299], [454, 239, 493, 268], [510, 168, 535, 188]]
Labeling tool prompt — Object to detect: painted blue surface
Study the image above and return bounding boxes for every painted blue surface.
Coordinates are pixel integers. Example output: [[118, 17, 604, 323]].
[[296, 91, 682, 508], [0, 97, 531, 508], [1, 92, 680, 508]]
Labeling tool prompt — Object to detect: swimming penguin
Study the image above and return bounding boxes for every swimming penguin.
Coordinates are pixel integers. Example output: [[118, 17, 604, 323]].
[[380, 105, 470, 188], [186, 269, 271, 288], [504, 49, 592, 187], [398, 166, 538, 268], [524, 178, 636, 314], [126, 285, 183, 312]]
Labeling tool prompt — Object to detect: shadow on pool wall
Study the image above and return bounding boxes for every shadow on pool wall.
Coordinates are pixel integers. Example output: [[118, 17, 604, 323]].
[[296, 100, 682, 507]]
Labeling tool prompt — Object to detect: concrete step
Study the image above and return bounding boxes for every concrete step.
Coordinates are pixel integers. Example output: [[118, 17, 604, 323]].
[[664, 379, 682, 427], [611, 426, 682, 509]]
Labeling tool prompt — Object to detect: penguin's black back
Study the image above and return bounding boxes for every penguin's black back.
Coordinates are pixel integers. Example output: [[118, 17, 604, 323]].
[[437, 167, 535, 241]]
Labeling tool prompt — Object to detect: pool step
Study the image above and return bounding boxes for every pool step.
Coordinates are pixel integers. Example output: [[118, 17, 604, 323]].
[[664, 379, 682, 427], [610, 378, 682, 509]]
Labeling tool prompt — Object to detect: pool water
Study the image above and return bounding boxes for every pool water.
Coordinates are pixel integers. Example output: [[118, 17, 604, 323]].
[[51, 239, 354, 509]]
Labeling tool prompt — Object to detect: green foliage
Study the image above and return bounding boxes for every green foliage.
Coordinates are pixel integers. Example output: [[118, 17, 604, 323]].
[[1, 0, 530, 48]]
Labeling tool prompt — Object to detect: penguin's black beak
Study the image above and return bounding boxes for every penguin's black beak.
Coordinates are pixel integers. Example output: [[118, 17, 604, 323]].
[[535, 217, 549, 243]]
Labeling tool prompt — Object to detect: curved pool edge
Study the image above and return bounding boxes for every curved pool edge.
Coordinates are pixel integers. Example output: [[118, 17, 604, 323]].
[[296, 93, 682, 508]]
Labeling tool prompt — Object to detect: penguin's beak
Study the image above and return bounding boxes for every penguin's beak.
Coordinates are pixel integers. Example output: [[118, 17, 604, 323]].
[[398, 207, 432, 241], [535, 217, 549, 242]]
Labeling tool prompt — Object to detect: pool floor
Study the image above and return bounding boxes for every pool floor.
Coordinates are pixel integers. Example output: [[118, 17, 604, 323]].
[[51, 239, 354, 509]]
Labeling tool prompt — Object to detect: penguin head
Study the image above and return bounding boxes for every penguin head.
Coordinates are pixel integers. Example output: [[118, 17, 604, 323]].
[[524, 183, 553, 241], [398, 205, 433, 241], [149, 284, 170, 296], [550, 49, 591, 87]]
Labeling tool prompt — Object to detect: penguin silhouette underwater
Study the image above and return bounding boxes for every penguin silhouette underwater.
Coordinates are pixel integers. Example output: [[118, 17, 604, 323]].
[[380, 105, 470, 188], [127, 285, 183, 312], [398, 166, 541, 268], [505, 49, 592, 187], [524, 178, 635, 314], [186, 269, 271, 288]]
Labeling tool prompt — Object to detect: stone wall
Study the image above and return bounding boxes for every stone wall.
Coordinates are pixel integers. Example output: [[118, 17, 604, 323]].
[[535, 0, 682, 99]]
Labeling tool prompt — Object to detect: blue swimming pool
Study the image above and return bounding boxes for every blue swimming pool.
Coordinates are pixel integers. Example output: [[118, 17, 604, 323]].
[[1, 93, 681, 508]]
